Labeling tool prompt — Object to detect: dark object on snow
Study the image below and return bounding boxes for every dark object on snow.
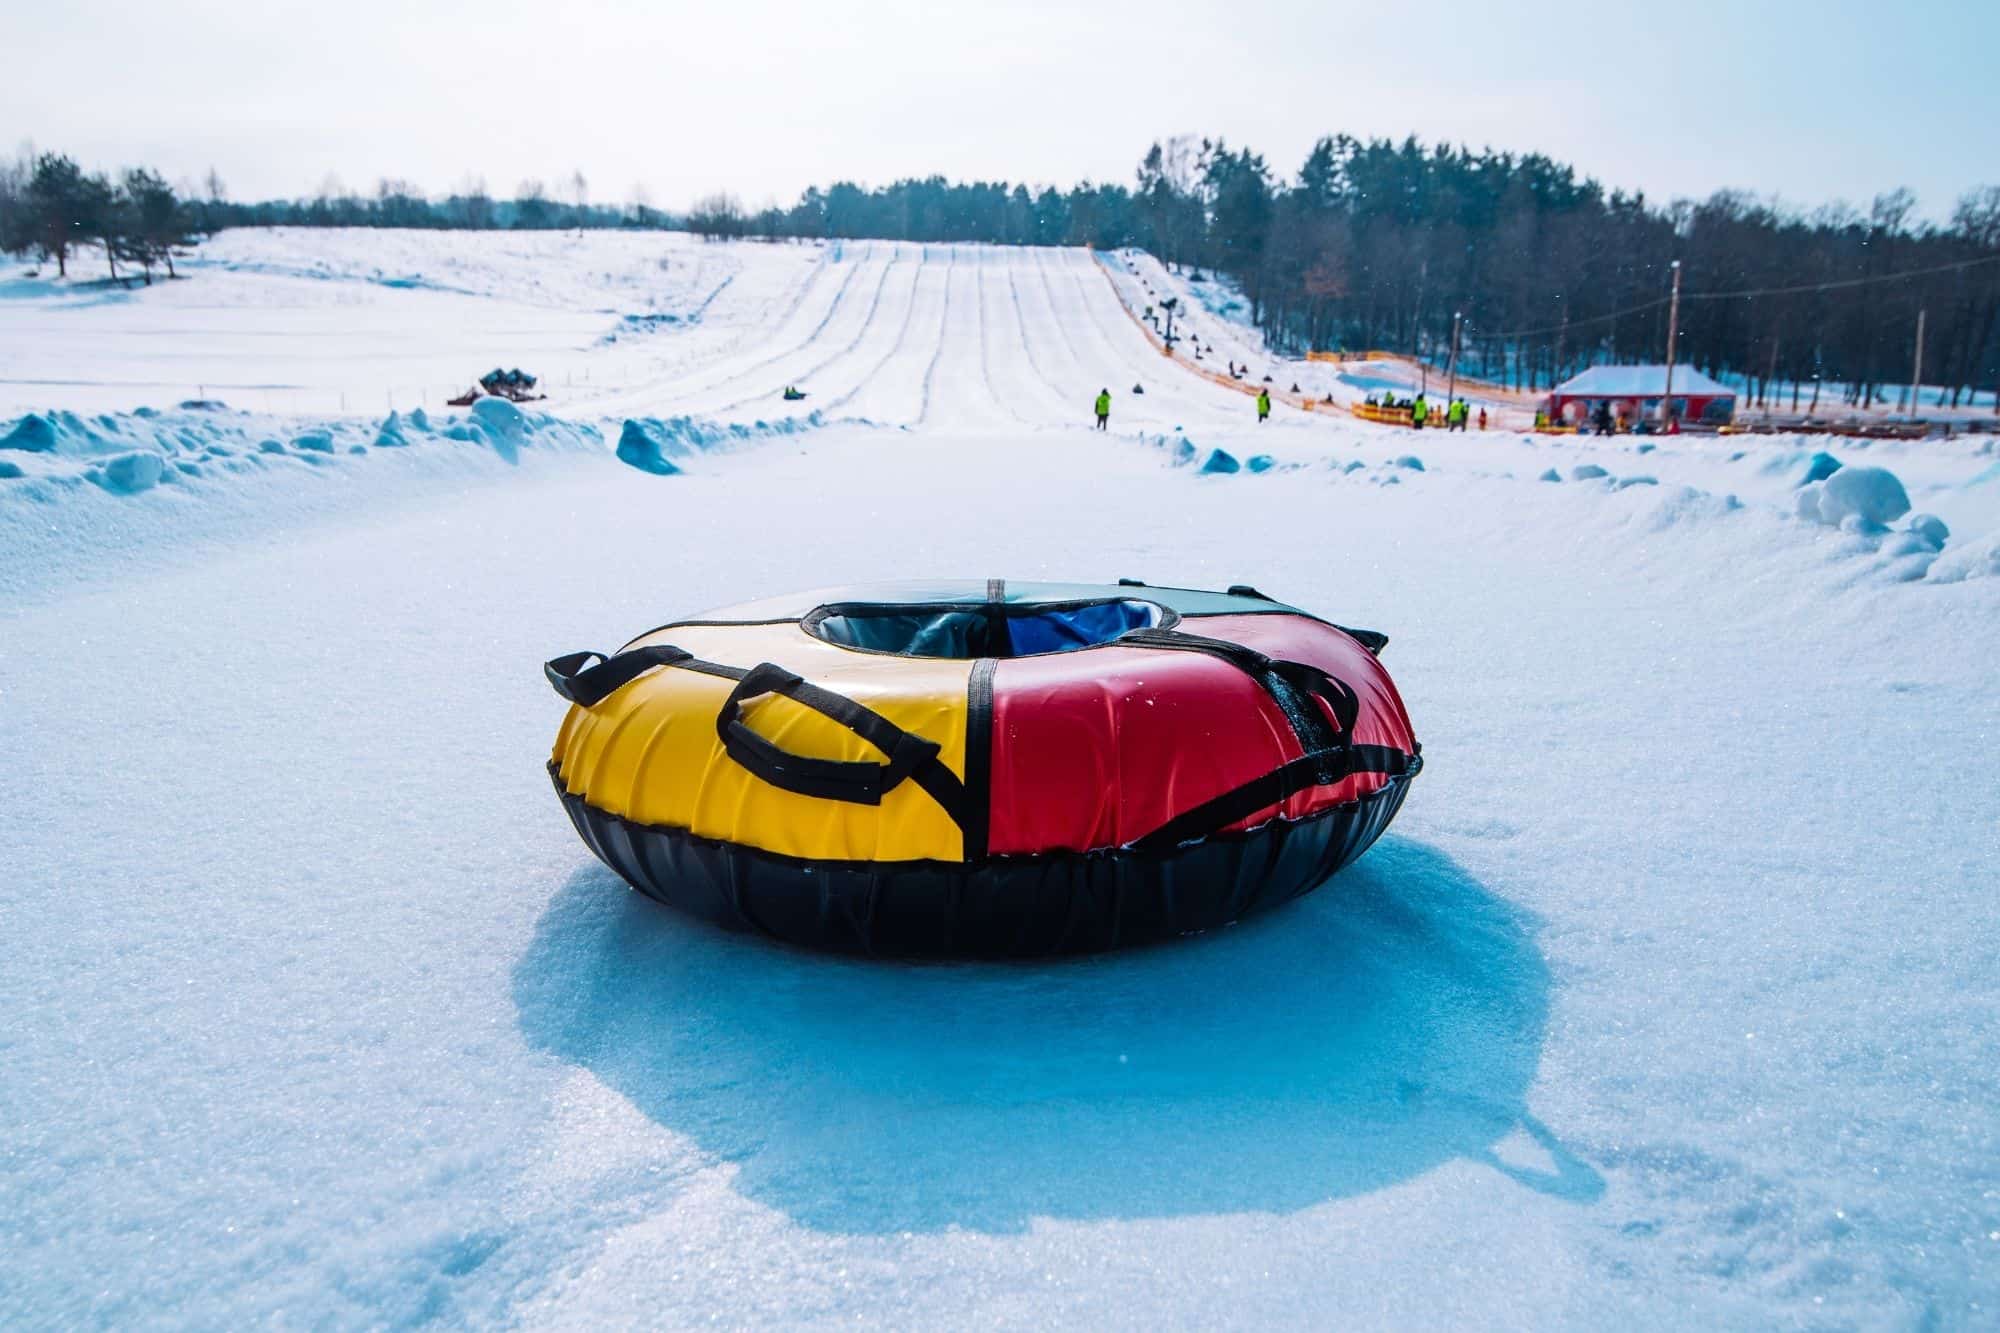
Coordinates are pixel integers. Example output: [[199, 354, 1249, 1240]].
[[782, 387, 808, 401], [544, 581, 1419, 957], [1131, 383, 1145, 395], [476, 367, 545, 403]]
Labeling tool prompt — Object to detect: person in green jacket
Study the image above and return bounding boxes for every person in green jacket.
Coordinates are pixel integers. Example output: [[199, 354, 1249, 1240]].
[[1094, 388, 1111, 430], [1256, 388, 1271, 422], [1412, 394, 1429, 429]]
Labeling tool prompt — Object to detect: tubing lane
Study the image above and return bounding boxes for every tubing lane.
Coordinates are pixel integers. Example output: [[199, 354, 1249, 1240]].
[[603, 241, 870, 414], [913, 246, 967, 427], [995, 252, 1080, 424], [822, 244, 941, 422], [968, 250, 1035, 428], [704, 244, 912, 417]]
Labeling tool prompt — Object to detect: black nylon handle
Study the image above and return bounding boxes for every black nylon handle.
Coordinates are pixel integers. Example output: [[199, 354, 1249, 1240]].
[[545, 645, 693, 706], [716, 663, 941, 806]]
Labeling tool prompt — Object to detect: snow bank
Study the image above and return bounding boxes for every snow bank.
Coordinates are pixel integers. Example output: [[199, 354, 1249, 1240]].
[[613, 412, 822, 477], [0, 404, 605, 520]]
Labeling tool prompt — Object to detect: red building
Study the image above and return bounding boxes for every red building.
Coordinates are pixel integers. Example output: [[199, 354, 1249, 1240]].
[[1545, 365, 1737, 428]]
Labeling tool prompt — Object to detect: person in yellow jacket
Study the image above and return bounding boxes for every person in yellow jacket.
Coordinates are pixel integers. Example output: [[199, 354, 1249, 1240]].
[[1094, 388, 1111, 431], [1411, 394, 1429, 430], [1256, 388, 1271, 422]]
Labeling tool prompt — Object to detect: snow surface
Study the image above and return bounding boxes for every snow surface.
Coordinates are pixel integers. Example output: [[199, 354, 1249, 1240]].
[[4, 230, 2000, 1328]]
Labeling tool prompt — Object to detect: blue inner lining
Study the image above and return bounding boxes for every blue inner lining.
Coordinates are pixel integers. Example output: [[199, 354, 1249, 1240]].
[[811, 600, 1163, 658]]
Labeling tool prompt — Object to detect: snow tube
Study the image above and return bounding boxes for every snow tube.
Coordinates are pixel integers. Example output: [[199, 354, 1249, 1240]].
[[544, 580, 1421, 956]]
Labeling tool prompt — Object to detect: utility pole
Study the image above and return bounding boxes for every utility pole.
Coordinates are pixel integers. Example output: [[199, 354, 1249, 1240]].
[[1445, 310, 1463, 406], [1661, 260, 1682, 427], [1908, 308, 1926, 418]]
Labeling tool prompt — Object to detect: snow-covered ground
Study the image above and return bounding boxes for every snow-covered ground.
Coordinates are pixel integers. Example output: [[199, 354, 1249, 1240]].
[[4, 230, 2000, 1328]]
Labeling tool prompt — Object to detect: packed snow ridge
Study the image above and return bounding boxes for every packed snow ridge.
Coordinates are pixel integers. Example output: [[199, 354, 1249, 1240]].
[[0, 402, 827, 507]]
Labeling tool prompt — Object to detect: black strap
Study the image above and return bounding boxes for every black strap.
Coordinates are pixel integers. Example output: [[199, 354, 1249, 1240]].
[[1117, 627, 1407, 851], [1134, 747, 1419, 852], [544, 645, 693, 706], [545, 645, 969, 826], [1119, 628, 1359, 770], [716, 662, 949, 807]]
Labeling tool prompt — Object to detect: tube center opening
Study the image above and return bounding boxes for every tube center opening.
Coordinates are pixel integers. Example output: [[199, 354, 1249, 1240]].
[[806, 598, 1169, 659]]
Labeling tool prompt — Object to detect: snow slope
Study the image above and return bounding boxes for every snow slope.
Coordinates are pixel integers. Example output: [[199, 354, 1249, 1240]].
[[4, 230, 2000, 1329]]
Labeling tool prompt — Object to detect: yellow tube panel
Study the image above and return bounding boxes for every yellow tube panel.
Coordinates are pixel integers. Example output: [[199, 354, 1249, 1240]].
[[551, 621, 972, 863]]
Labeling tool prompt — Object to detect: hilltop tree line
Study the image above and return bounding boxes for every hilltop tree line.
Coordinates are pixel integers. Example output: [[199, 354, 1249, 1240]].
[[8, 139, 1998, 405], [0, 151, 674, 280], [741, 137, 2000, 409]]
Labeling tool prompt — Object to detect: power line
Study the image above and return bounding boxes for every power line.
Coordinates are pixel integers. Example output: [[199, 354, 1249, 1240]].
[[1466, 250, 2000, 343], [1682, 250, 2000, 302]]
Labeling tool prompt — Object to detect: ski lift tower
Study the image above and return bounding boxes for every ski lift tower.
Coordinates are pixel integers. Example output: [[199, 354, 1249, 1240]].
[[1160, 296, 1179, 353]]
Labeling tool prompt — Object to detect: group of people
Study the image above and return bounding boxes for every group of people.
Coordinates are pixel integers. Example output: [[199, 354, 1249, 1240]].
[[1097, 384, 1493, 430], [1363, 392, 1483, 431]]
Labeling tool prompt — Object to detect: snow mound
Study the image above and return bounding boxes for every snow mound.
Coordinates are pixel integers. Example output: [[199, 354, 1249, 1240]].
[[1907, 513, 1949, 548], [1570, 464, 1608, 481], [89, 451, 166, 495], [616, 419, 685, 476], [1800, 451, 1842, 485], [1198, 448, 1242, 475], [1394, 455, 1425, 471], [1, 413, 58, 452], [374, 412, 412, 449], [1927, 532, 2000, 583], [469, 396, 529, 462], [1246, 454, 1275, 474], [1538, 468, 1561, 483], [1797, 466, 1910, 530]]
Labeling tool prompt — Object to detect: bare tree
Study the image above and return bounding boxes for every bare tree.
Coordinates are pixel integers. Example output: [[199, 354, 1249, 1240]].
[[685, 191, 746, 241]]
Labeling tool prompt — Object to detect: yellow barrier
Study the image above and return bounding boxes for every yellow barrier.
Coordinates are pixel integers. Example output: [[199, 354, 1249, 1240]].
[[1350, 402, 1413, 426]]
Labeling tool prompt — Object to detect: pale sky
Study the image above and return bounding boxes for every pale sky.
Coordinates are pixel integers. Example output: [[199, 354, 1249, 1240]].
[[7, 0, 1996, 218]]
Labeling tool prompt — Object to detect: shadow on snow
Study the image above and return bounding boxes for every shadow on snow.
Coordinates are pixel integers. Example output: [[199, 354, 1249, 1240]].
[[510, 834, 1599, 1234]]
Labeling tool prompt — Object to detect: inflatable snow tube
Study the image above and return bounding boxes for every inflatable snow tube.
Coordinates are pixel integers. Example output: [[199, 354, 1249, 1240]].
[[545, 580, 1421, 956]]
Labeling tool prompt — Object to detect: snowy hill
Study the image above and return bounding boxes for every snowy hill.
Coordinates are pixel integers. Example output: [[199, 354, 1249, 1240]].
[[3, 228, 2000, 1328]]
